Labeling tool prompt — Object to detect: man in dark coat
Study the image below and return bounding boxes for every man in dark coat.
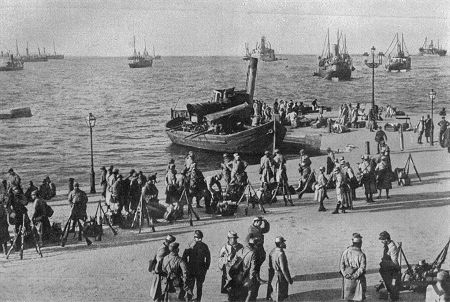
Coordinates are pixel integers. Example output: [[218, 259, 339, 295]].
[[183, 230, 211, 302], [218, 231, 244, 294], [375, 126, 387, 154], [378, 231, 401, 301], [65, 182, 88, 242], [24, 181, 38, 204], [100, 166, 107, 198], [267, 236, 293, 302], [187, 163, 206, 208], [31, 190, 52, 246]]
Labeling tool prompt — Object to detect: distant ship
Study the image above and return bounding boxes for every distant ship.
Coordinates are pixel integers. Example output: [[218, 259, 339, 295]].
[[314, 29, 354, 81], [21, 42, 48, 62], [243, 36, 279, 62], [0, 54, 24, 71], [362, 52, 369, 56], [128, 36, 153, 68], [47, 41, 64, 59], [419, 38, 447, 56], [385, 33, 411, 72], [153, 46, 161, 60]]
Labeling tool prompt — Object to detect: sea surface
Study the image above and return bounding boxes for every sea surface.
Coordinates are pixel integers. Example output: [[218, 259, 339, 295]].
[[0, 55, 449, 188]]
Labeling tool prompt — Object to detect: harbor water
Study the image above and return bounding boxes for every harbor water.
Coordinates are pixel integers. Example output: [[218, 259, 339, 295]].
[[0, 55, 449, 188]]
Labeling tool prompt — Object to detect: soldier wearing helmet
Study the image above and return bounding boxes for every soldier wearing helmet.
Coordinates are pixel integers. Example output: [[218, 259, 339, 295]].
[[267, 236, 293, 301], [378, 231, 400, 301], [160, 242, 190, 302]]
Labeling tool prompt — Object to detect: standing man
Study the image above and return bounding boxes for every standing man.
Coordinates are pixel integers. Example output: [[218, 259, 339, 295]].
[[378, 231, 401, 302], [424, 115, 433, 144], [340, 233, 367, 302], [183, 230, 211, 302], [267, 236, 293, 302], [218, 231, 244, 294], [416, 116, 425, 144], [6, 168, 22, 194], [64, 182, 89, 244], [187, 163, 206, 209], [149, 235, 176, 302], [31, 190, 52, 246], [259, 151, 273, 187], [375, 126, 388, 154], [100, 166, 107, 199], [230, 153, 248, 186], [205, 173, 222, 214], [314, 166, 328, 212], [438, 116, 450, 147], [160, 242, 190, 302], [358, 155, 376, 203], [242, 237, 259, 302], [184, 151, 196, 174], [221, 153, 232, 187]]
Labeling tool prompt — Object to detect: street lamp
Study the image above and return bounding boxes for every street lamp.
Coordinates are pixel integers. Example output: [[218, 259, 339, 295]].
[[371, 46, 376, 111], [429, 89, 436, 146], [86, 113, 96, 193]]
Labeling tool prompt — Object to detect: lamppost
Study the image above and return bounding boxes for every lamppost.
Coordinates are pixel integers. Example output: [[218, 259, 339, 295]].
[[371, 46, 376, 111], [86, 113, 96, 193], [429, 89, 436, 146]]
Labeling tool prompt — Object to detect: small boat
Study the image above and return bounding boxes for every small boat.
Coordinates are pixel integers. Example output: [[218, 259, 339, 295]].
[[362, 52, 369, 56], [128, 36, 153, 68], [166, 58, 286, 154], [47, 41, 64, 59], [244, 37, 279, 62], [385, 33, 411, 72], [0, 54, 24, 71], [314, 29, 354, 81], [419, 37, 447, 56], [0, 107, 32, 119]]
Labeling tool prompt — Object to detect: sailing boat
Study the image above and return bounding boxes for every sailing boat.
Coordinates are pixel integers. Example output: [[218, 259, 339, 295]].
[[128, 36, 153, 68], [153, 46, 161, 60], [47, 41, 64, 59], [384, 33, 411, 72], [21, 42, 48, 62], [314, 29, 354, 80], [419, 37, 447, 56]]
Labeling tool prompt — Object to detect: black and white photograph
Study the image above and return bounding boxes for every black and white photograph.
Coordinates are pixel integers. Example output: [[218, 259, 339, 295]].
[[0, 1, 449, 301]]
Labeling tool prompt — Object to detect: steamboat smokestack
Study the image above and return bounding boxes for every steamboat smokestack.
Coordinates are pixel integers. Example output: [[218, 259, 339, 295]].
[[246, 57, 258, 105]]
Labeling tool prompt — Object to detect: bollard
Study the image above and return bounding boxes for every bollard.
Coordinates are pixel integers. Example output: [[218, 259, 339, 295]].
[[399, 126, 404, 151], [365, 141, 370, 155]]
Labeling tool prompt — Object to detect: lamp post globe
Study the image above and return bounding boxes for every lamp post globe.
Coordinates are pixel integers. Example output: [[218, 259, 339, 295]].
[[86, 113, 97, 193], [429, 89, 436, 146]]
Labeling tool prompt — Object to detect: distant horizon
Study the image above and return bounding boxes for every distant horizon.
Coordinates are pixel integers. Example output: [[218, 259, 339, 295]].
[[1, 0, 448, 57]]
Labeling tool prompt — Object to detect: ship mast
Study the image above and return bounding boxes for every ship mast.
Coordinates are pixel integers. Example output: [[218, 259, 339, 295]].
[[53, 40, 56, 55], [327, 28, 330, 58], [133, 35, 137, 57], [15, 40, 19, 57], [26, 42, 29, 57]]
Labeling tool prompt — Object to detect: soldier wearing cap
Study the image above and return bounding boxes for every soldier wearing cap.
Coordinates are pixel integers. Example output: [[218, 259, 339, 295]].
[[205, 173, 222, 214], [31, 190, 52, 246], [339, 233, 367, 302], [149, 235, 177, 301], [259, 151, 274, 186], [128, 171, 140, 212], [100, 166, 107, 198], [187, 163, 206, 209], [160, 242, 190, 302], [165, 164, 179, 205], [241, 237, 259, 302], [218, 231, 244, 293], [142, 174, 159, 205], [314, 166, 328, 212], [183, 230, 211, 302], [358, 155, 377, 203], [267, 236, 293, 301], [221, 153, 232, 185], [230, 153, 248, 186], [65, 182, 88, 242], [378, 231, 400, 301], [106, 167, 118, 206]]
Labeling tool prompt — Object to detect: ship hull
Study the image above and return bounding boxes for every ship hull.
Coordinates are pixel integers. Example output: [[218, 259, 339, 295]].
[[22, 56, 48, 62], [0, 66, 23, 71], [129, 60, 153, 68], [314, 64, 352, 80], [166, 121, 286, 155], [386, 56, 411, 72], [47, 55, 64, 59]]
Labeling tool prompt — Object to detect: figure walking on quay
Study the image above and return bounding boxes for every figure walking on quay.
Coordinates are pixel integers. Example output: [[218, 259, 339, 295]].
[[358, 155, 377, 203], [339, 233, 367, 302], [424, 114, 433, 143], [218, 231, 244, 294], [183, 230, 211, 302], [331, 166, 347, 214], [314, 166, 328, 211], [375, 156, 392, 199], [438, 116, 450, 147], [415, 116, 425, 144], [378, 231, 401, 301], [375, 126, 387, 154], [267, 236, 293, 302]]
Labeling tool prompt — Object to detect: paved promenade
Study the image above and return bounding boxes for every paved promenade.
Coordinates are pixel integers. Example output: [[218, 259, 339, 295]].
[[1, 122, 449, 302]]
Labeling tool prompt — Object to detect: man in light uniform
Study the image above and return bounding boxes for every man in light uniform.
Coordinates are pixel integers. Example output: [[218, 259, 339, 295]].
[[218, 231, 244, 294], [267, 236, 293, 302], [340, 233, 367, 302], [160, 242, 190, 302]]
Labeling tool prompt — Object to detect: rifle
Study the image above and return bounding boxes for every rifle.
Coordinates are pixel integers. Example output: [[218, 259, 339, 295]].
[[266, 267, 275, 300]]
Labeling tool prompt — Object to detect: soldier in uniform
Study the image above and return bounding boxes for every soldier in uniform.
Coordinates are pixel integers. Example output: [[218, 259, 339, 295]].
[[259, 151, 273, 187], [183, 230, 211, 302], [378, 231, 401, 301], [160, 242, 190, 302], [242, 237, 259, 302], [314, 166, 328, 212], [221, 153, 232, 186], [65, 182, 88, 242], [358, 155, 377, 203], [6, 168, 22, 194], [267, 236, 293, 302], [339, 233, 367, 302], [100, 166, 107, 198], [230, 153, 248, 186], [165, 164, 178, 205], [183, 151, 196, 175], [128, 171, 140, 212], [187, 163, 206, 209], [31, 190, 52, 246], [149, 235, 176, 302], [245, 216, 270, 300], [218, 231, 244, 294]]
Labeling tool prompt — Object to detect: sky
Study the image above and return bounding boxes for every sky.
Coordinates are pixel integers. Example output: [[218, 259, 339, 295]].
[[0, 0, 449, 57]]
